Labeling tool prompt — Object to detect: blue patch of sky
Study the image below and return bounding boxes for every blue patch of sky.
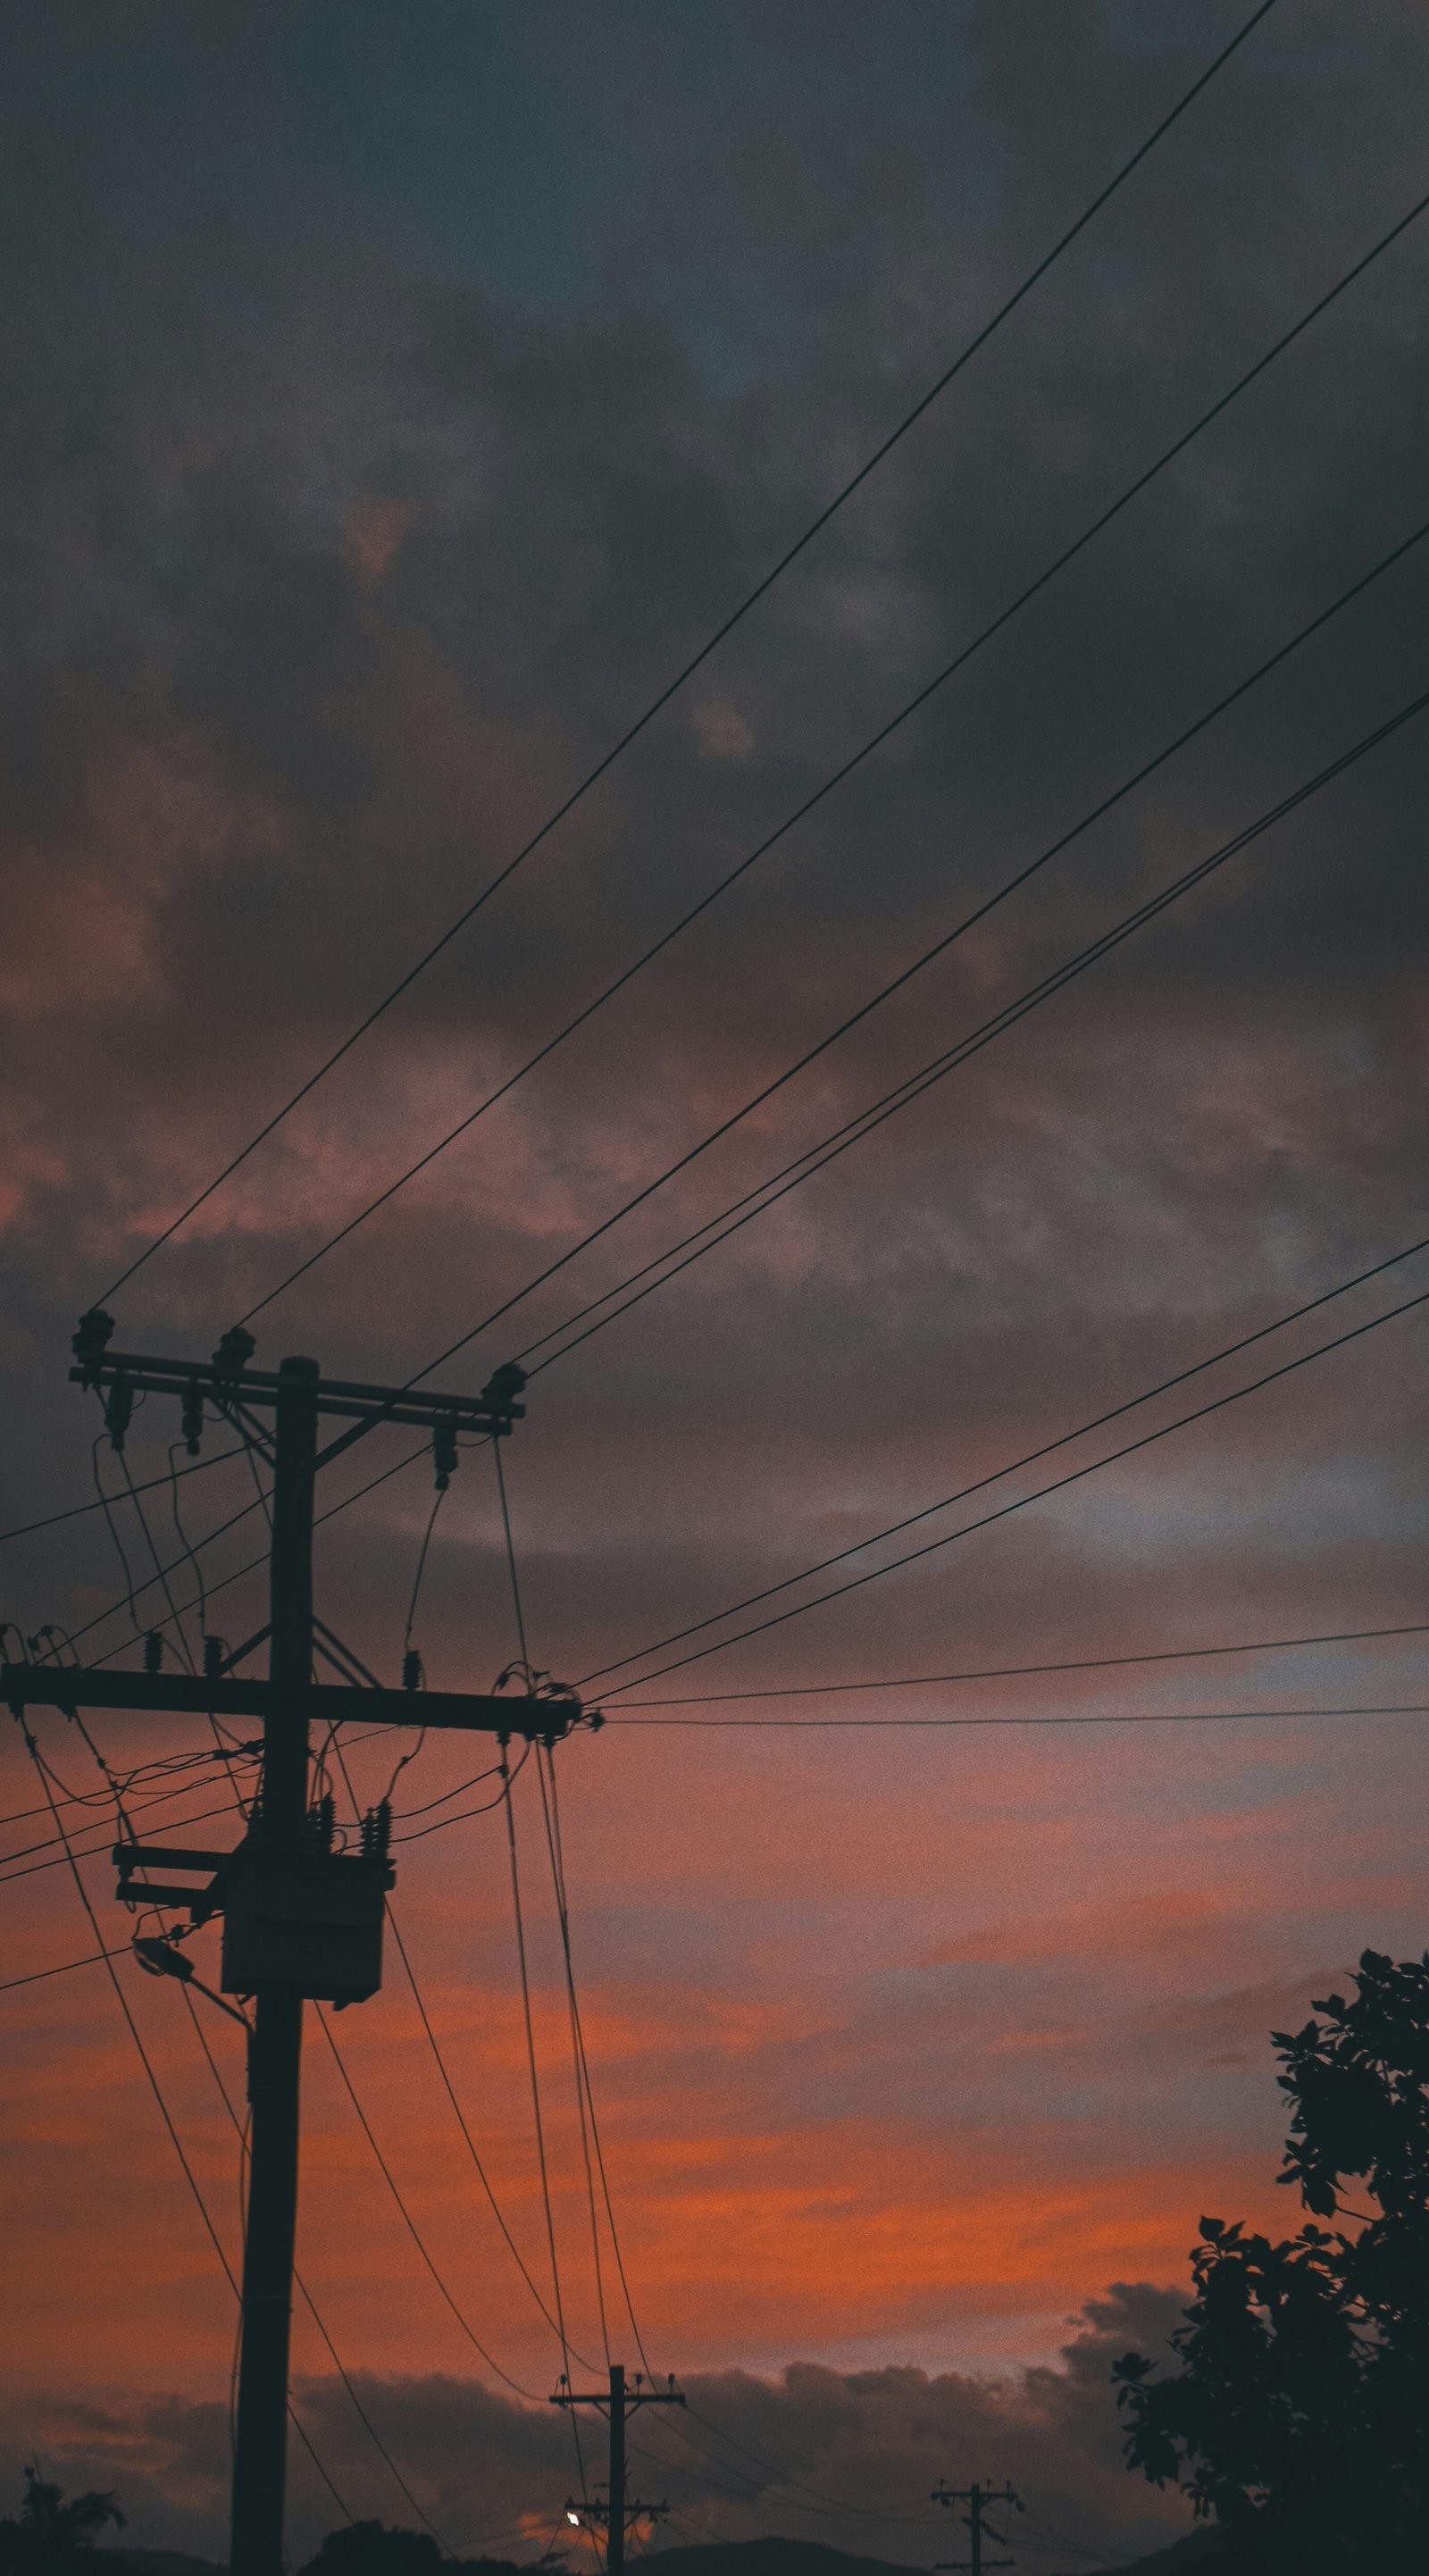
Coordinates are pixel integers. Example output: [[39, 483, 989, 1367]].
[[289, 0, 624, 307]]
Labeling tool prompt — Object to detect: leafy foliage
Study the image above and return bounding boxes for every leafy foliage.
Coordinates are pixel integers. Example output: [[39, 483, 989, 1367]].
[[296, 2526, 533, 2576], [1112, 1949, 1429, 2572], [0, 2470, 125, 2576]]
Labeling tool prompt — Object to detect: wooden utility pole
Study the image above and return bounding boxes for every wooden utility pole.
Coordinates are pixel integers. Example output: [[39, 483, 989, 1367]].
[[4, 1311, 604, 2576], [933, 2479, 1024, 2576], [554, 2363, 684, 2576]]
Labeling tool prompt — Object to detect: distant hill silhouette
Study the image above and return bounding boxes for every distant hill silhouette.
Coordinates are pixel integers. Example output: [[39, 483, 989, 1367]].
[[643, 2534, 1218, 2576], [94, 2528, 1223, 2576]]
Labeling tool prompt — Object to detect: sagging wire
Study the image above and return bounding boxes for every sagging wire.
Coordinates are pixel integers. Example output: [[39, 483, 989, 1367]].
[[5, 1712, 351, 2521], [90, 1385, 198, 1678], [540, 1745, 651, 2378], [167, 1441, 209, 1644], [404, 1486, 447, 1664], [536, 1749, 610, 2367], [181, 1982, 454, 2541], [493, 1435, 530, 1674], [500, 1739, 590, 2522], [91, 1434, 143, 1641], [391, 1755, 525, 1844], [312, 2003, 541, 2401], [389, 1758, 504, 1822], [325, 1736, 593, 2371]]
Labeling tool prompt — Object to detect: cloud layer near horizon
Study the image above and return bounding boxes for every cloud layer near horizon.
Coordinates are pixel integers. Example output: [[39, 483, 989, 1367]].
[[0, 2292, 1195, 2570]]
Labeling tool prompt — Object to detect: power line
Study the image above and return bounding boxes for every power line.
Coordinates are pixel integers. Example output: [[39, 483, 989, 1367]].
[[324, 1732, 584, 2359], [586, 1248, 1429, 1692], [599, 1701, 1429, 1732], [514, 657, 1429, 1380], [313, 2002, 541, 2399], [11, 1712, 354, 2525], [0, 1443, 242, 1550], [0, 1945, 130, 1994], [97, 0, 1280, 1309], [50, 628, 1423, 1682], [606, 1617, 1429, 1707], [234, 155, 1423, 1335], [180, 1978, 455, 2547]]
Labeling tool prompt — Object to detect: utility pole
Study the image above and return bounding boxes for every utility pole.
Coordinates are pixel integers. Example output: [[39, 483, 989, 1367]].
[[932, 2480, 1024, 2576], [554, 2363, 685, 2576], [231, 1356, 318, 2576], [3, 1312, 606, 2576]]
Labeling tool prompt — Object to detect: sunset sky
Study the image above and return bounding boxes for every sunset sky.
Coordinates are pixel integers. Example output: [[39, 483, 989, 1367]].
[[4, 4, 1429, 2569]]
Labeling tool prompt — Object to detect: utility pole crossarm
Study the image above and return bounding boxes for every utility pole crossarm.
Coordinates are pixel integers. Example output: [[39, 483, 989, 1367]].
[[0, 1664, 597, 1740]]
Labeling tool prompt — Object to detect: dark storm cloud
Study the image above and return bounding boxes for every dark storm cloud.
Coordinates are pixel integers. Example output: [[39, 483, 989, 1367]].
[[4, 0, 1429, 2514], [0, 2290, 1194, 2567]]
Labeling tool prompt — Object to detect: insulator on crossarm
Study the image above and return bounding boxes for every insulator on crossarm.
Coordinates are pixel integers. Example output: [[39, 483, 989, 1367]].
[[362, 1802, 392, 1864], [305, 1793, 335, 1853], [105, 1379, 134, 1451], [181, 1385, 205, 1454], [203, 1635, 225, 1681], [143, 1631, 163, 1675], [212, 1325, 256, 1378], [71, 1308, 115, 1385], [480, 1359, 527, 1431], [403, 1648, 423, 1693], [432, 1416, 458, 1490]]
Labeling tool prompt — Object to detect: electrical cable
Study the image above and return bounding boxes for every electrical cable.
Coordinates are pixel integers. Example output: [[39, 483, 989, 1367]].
[[583, 1236, 1429, 1691], [602, 1616, 1429, 1708], [0, 1444, 242, 1550], [539, 1747, 651, 2377], [180, 1982, 455, 2546], [168, 1443, 210, 1645], [597, 1702, 1429, 1733], [389, 1757, 504, 1820], [116, 1444, 198, 1675], [233, 156, 1424, 1334], [90, 1436, 143, 1641], [403, 1487, 447, 1655], [9, 1710, 354, 2522], [97, 0, 1281, 1309], [494, 1440, 531, 1677], [499, 1748, 572, 2363], [323, 1726, 588, 2364], [68, 1439, 427, 1670], [0, 1735, 250, 1830], [57, 684, 1420, 1691], [499, 1744, 591, 2518], [385, 1900, 588, 2353], [313, 2003, 541, 2398], [535, 1746, 612, 2368], [600, 1281, 1429, 1694], [0, 1946, 130, 1993], [517, 675, 1429, 1379]]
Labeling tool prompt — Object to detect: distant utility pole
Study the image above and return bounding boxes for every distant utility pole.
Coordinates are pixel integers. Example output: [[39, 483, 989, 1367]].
[[932, 2480, 1024, 2576], [2, 1312, 606, 2576], [554, 2363, 685, 2576]]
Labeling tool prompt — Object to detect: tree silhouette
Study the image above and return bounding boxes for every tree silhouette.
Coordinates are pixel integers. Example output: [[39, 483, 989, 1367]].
[[297, 2527, 533, 2576], [1113, 1947, 1429, 2572], [0, 2469, 125, 2576]]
